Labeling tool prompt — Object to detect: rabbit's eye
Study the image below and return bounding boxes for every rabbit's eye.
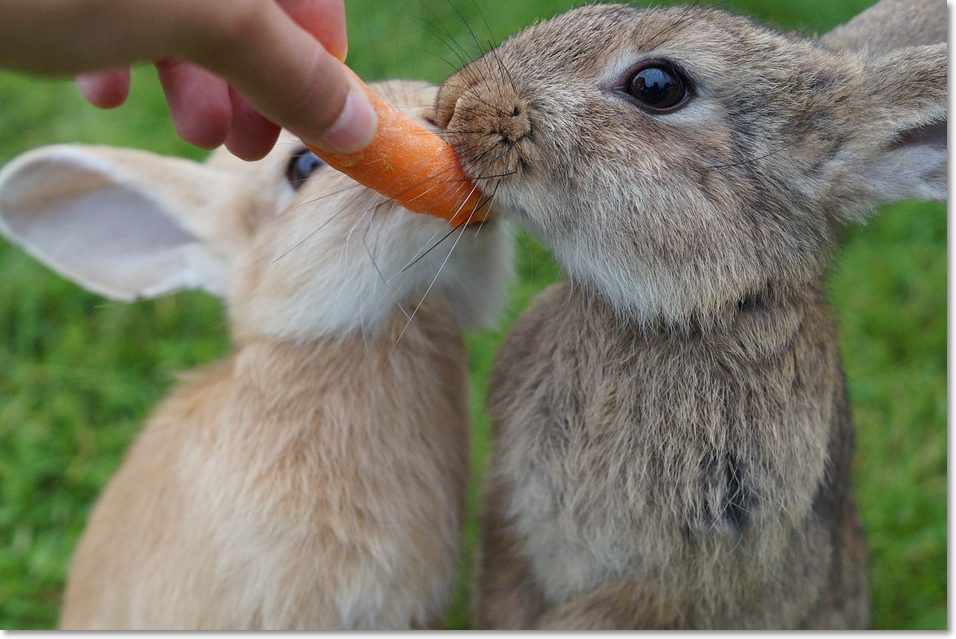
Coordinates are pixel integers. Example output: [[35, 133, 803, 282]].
[[626, 63, 689, 112], [286, 149, 325, 189]]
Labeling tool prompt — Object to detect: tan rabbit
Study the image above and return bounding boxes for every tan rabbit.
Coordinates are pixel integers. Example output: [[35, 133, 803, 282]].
[[433, 2, 946, 630], [0, 81, 514, 630]]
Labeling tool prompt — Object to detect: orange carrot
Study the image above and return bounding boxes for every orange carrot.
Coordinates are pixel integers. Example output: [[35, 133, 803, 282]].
[[305, 66, 488, 227]]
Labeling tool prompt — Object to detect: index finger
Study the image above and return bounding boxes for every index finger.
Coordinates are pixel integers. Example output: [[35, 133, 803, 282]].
[[277, 0, 348, 61], [181, 0, 375, 152]]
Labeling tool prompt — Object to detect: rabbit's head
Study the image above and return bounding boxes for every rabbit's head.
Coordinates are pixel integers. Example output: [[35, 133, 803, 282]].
[[0, 81, 514, 342], [436, 4, 946, 327]]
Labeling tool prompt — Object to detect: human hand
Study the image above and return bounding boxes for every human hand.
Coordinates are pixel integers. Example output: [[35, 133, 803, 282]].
[[0, 0, 377, 160]]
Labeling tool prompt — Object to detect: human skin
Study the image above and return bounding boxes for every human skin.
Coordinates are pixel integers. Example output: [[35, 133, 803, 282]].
[[0, 0, 377, 160]]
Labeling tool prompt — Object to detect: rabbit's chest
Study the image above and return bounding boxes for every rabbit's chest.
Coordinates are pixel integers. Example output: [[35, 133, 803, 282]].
[[171, 342, 471, 628], [184, 408, 467, 628], [494, 323, 836, 604]]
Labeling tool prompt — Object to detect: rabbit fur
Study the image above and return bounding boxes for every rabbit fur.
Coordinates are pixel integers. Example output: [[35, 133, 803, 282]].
[[820, 0, 948, 56]]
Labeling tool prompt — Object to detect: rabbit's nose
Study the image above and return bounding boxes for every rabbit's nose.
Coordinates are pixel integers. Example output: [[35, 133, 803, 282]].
[[496, 104, 532, 144], [435, 77, 531, 144], [436, 61, 534, 180]]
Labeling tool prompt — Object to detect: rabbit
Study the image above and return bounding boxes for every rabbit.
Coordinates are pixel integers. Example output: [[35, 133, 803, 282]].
[[431, 1, 946, 630], [820, 0, 948, 55], [0, 80, 514, 629]]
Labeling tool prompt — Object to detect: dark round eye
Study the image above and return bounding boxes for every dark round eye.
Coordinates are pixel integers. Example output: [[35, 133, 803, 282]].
[[286, 148, 325, 190], [626, 64, 689, 112]]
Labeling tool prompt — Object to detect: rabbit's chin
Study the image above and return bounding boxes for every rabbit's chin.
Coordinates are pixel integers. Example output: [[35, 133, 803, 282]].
[[489, 184, 770, 330], [509, 213, 761, 331], [230, 215, 516, 343], [548, 243, 755, 330]]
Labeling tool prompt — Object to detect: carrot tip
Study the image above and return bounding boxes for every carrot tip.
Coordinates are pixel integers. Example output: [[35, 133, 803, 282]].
[[305, 65, 488, 227]]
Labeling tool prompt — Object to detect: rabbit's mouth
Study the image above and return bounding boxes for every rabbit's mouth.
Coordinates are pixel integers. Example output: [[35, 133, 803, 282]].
[[385, 113, 502, 227], [441, 112, 531, 186], [432, 74, 533, 203]]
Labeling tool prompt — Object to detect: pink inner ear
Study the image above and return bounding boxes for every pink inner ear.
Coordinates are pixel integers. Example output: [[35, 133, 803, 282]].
[[891, 119, 947, 150], [0, 156, 219, 301]]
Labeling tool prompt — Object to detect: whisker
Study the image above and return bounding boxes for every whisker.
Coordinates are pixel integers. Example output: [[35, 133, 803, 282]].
[[448, 0, 488, 60], [399, 170, 502, 274], [366, 139, 505, 213], [489, 41, 518, 95], [461, 84, 509, 117], [473, 169, 518, 180], [464, 0, 516, 97], [349, 190, 415, 323], [285, 181, 368, 208], [411, 4, 476, 74], [403, 44, 470, 76], [399, 223, 463, 274], [388, 180, 483, 359], [703, 145, 787, 169], [397, 223, 455, 276], [275, 135, 503, 267], [470, 0, 502, 50], [643, 1, 701, 51], [472, 177, 503, 239], [271, 203, 350, 264]]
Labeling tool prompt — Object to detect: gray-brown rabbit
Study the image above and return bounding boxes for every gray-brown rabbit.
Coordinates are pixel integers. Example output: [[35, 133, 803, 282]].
[[433, 1, 947, 630], [820, 0, 948, 55]]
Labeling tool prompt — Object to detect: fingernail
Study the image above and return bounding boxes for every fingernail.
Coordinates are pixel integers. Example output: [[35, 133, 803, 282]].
[[316, 89, 378, 153]]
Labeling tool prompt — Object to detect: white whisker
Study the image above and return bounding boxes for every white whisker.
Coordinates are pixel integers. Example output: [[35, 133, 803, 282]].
[[388, 181, 483, 359]]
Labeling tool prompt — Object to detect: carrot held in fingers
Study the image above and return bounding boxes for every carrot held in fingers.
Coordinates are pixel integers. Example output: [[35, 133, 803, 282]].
[[305, 66, 488, 227]]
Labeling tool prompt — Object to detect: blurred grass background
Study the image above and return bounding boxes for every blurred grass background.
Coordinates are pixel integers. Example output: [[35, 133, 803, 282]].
[[0, 0, 945, 629]]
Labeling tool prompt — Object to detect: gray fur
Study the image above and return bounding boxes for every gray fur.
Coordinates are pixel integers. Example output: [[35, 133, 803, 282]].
[[481, 284, 867, 628], [821, 0, 948, 55], [435, 2, 947, 629]]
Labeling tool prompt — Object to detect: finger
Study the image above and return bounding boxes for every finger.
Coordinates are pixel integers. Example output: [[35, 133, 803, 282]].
[[181, 2, 376, 153], [156, 59, 233, 150], [224, 88, 282, 161], [76, 69, 131, 109], [277, 0, 348, 61]]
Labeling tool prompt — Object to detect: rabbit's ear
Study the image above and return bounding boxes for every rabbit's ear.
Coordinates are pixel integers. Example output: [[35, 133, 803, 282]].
[[843, 43, 947, 207], [0, 145, 243, 301]]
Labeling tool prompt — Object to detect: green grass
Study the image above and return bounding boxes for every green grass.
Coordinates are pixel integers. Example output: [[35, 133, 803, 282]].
[[0, 0, 945, 629]]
